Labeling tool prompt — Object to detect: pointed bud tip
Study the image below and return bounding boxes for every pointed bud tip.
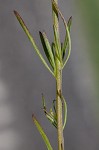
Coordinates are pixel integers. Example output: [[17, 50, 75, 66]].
[[13, 10, 20, 18], [13, 10, 18, 15], [70, 16, 72, 21]]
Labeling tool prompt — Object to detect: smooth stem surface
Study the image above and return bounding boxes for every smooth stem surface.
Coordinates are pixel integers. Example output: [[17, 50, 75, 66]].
[[52, 0, 64, 150], [56, 58, 64, 150], [52, 0, 64, 149]]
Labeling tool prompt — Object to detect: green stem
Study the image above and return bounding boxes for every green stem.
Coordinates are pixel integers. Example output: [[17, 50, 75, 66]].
[[56, 58, 64, 150], [52, 1, 64, 149]]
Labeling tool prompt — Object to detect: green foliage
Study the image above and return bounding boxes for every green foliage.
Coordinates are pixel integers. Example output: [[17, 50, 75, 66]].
[[32, 115, 53, 150], [42, 94, 67, 130], [39, 31, 56, 72], [14, 10, 55, 77], [62, 16, 72, 59], [42, 94, 57, 128], [14, 0, 72, 77], [14, 0, 72, 149], [51, 0, 72, 69]]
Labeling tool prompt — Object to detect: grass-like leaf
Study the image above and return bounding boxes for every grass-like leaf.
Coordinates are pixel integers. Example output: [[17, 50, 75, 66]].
[[32, 114, 53, 150], [62, 95, 67, 130], [53, 25, 62, 62], [51, 42, 55, 59], [14, 10, 55, 77], [42, 95, 57, 128], [62, 16, 72, 59], [51, 0, 71, 68], [39, 31, 55, 71]]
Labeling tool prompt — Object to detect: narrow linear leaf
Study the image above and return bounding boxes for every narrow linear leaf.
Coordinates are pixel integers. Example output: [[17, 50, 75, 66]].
[[62, 95, 67, 130], [39, 31, 55, 70], [32, 114, 53, 150], [42, 32, 56, 70], [52, 41, 61, 63], [51, 0, 71, 68], [39, 32, 51, 67], [62, 16, 72, 59], [14, 10, 55, 77], [43, 108, 57, 128], [42, 95, 57, 128], [49, 108, 57, 128], [51, 42, 55, 59], [53, 25, 62, 61], [52, 1, 62, 62], [67, 16, 72, 32]]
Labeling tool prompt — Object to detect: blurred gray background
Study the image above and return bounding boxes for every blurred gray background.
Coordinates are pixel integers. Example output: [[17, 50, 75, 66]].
[[0, 0, 99, 150]]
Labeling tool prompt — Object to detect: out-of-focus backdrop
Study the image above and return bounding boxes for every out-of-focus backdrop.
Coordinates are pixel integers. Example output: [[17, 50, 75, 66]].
[[0, 0, 99, 150]]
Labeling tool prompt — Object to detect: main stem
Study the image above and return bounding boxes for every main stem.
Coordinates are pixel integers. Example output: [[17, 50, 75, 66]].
[[52, 0, 64, 150], [56, 59, 64, 150]]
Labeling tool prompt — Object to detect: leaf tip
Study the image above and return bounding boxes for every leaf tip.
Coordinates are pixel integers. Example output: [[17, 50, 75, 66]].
[[32, 113, 35, 120], [68, 16, 72, 24], [70, 16, 72, 20], [39, 31, 42, 37], [13, 10, 19, 17]]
